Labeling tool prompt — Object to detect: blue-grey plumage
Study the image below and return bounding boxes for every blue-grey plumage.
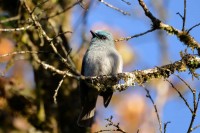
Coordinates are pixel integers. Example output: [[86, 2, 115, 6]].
[[77, 30, 123, 127]]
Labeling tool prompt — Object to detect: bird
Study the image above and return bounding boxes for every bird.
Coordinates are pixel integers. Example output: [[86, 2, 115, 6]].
[[77, 30, 123, 127]]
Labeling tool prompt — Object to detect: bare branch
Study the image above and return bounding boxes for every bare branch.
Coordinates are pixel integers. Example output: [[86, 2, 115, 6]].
[[188, 93, 200, 132], [166, 79, 193, 113], [0, 15, 20, 24], [0, 51, 40, 58], [138, 0, 200, 54], [182, 0, 187, 31], [22, 1, 79, 76], [0, 24, 33, 32], [176, 12, 184, 20], [31, 0, 49, 14], [174, 74, 193, 93], [144, 87, 162, 133], [191, 124, 200, 132], [120, 0, 131, 5], [196, 92, 200, 111], [187, 110, 197, 133], [187, 22, 200, 33], [98, 0, 130, 15], [114, 28, 156, 42], [42, 0, 82, 20], [95, 116, 126, 133], [52, 31, 73, 41], [53, 74, 67, 104], [164, 122, 171, 133]]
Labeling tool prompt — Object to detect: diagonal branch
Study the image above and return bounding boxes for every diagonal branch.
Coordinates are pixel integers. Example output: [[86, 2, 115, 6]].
[[138, 0, 200, 55], [0, 24, 33, 32], [22, 1, 79, 76], [41, 0, 82, 20], [166, 79, 193, 113], [98, 0, 130, 15], [114, 28, 156, 42], [144, 87, 162, 133]]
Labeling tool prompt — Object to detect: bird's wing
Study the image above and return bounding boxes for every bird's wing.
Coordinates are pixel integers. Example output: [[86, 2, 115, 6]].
[[80, 56, 87, 106], [78, 55, 98, 127], [102, 50, 123, 107]]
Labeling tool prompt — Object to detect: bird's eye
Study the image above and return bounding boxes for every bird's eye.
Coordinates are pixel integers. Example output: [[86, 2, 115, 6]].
[[99, 35, 107, 40]]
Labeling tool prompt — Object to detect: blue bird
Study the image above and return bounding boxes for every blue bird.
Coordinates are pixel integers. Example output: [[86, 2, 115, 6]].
[[77, 30, 123, 127]]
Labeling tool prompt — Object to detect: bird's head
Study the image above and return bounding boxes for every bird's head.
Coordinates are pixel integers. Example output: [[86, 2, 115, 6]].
[[90, 30, 115, 46]]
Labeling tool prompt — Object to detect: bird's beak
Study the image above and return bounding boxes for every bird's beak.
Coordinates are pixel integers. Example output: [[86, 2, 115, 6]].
[[90, 30, 98, 38]]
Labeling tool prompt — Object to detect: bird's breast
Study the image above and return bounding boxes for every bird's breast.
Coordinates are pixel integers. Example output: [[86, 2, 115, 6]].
[[83, 46, 122, 76]]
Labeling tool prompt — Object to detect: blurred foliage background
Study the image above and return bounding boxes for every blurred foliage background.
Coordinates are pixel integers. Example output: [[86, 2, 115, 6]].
[[0, 0, 200, 133]]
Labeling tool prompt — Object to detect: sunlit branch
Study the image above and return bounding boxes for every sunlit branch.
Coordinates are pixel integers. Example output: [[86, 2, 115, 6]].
[[0, 24, 33, 32], [138, 0, 200, 55], [0, 15, 20, 24], [53, 74, 67, 104], [98, 0, 130, 15], [22, 1, 79, 76]]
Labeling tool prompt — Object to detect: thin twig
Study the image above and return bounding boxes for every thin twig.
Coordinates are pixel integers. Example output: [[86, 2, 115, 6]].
[[182, 0, 187, 31], [144, 87, 162, 133], [164, 122, 171, 133], [188, 93, 200, 132], [23, 1, 79, 76], [31, 0, 49, 14], [166, 79, 193, 113], [174, 74, 193, 93], [52, 31, 72, 41], [95, 116, 126, 133], [176, 12, 184, 20], [42, 0, 81, 20], [120, 0, 131, 5], [187, 22, 200, 33], [0, 24, 33, 32], [53, 74, 67, 104], [187, 111, 197, 133], [98, 0, 130, 15], [174, 75, 199, 133], [196, 92, 200, 111], [175, 74, 197, 121], [0, 15, 20, 24], [114, 28, 156, 42], [191, 124, 200, 132], [0, 51, 46, 58]]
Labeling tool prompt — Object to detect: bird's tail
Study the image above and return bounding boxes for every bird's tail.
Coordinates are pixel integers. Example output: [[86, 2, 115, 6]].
[[77, 96, 98, 127], [103, 91, 113, 107], [100, 89, 113, 107]]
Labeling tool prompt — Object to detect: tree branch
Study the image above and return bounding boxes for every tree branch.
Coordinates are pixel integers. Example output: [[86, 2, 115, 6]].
[[144, 87, 162, 133], [0, 24, 33, 32], [138, 0, 200, 55], [85, 54, 200, 92], [182, 0, 187, 31], [114, 28, 156, 42], [98, 0, 130, 15]]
